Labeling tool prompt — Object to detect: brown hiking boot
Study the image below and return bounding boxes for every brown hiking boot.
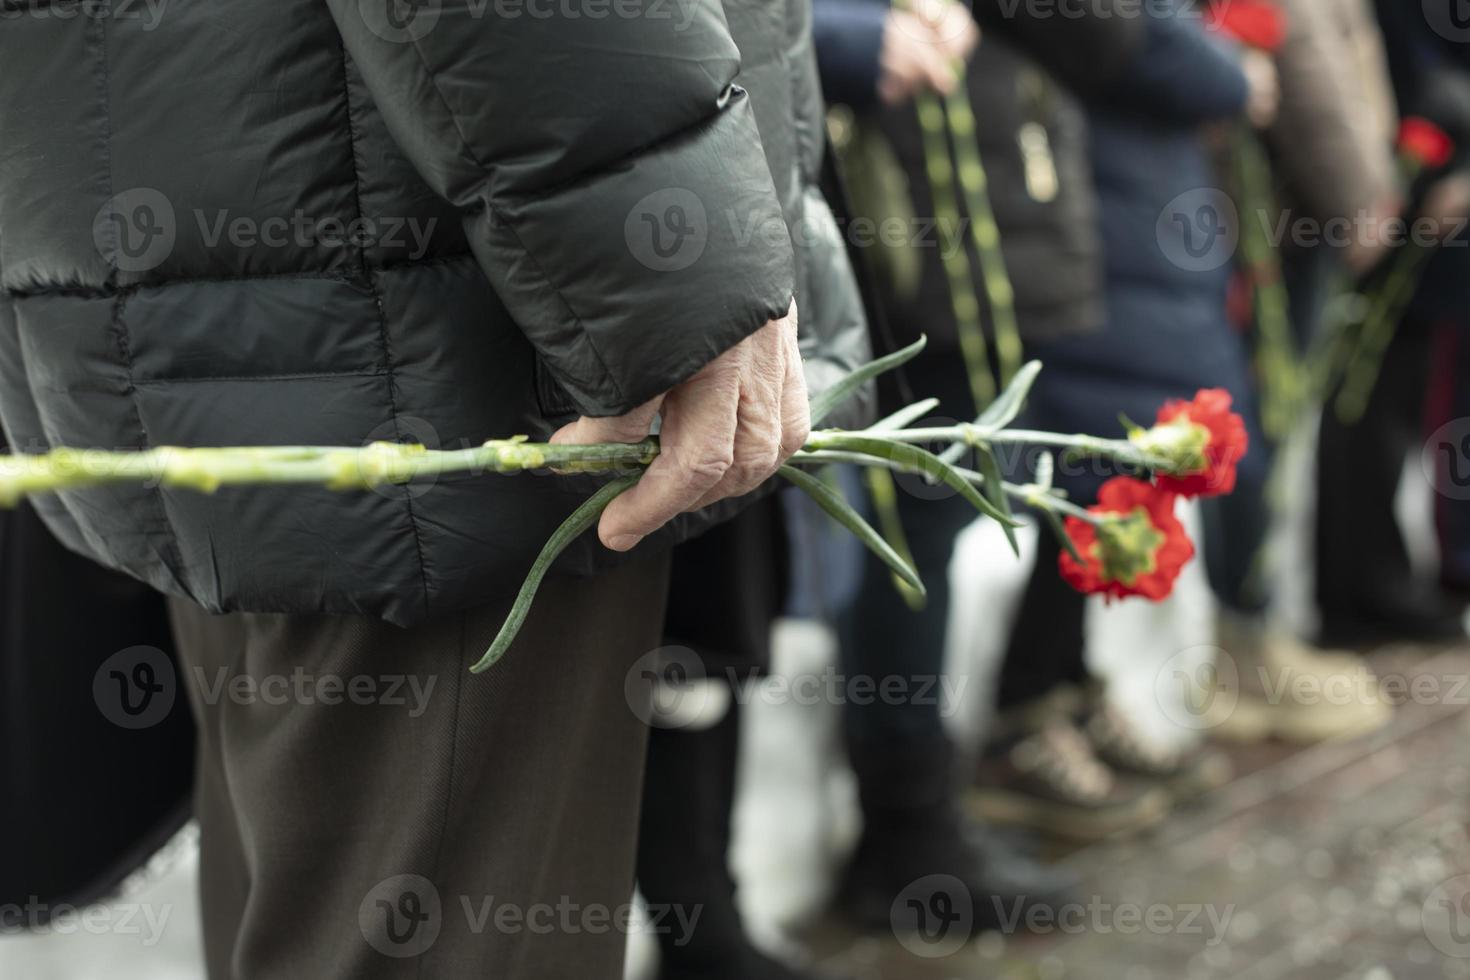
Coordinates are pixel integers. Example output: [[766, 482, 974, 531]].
[[1208, 613, 1393, 744], [969, 689, 1171, 842], [1078, 682, 1233, 803]]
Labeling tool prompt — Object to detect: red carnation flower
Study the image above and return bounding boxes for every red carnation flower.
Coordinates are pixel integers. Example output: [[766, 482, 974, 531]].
[[1138, 388, 1249, 498], [1208, 0, 1288, 53], [1058, 477, 1195, 601], [1398, 116, 1456, 170]]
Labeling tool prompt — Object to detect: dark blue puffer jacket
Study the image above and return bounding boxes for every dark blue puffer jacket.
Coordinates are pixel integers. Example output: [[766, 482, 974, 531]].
[[1022, 3, 1265, 499]]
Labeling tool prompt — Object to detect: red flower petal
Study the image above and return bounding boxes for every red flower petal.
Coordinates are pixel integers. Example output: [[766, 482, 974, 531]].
[[1154, 388, 1249, 498], [1399, 116, 1456, 170], [1058, 477, 1195, 602], [1208, 0, 1288, 52]]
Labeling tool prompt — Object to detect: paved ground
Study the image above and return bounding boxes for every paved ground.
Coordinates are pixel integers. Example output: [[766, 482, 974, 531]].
[[796, 646, 1470, 980]]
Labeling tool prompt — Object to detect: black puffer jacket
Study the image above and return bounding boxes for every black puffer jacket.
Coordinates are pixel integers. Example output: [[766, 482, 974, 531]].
[[0, 0, 868, 625]]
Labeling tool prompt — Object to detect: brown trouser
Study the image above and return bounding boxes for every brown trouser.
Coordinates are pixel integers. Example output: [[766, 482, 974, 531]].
[[169, 552, 670, 980]]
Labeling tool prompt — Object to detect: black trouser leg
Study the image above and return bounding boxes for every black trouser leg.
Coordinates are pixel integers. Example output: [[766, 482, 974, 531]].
[[994, 532, 1088, 711], [636, 698, 745, 972], [1316, 323, 1430, 620]]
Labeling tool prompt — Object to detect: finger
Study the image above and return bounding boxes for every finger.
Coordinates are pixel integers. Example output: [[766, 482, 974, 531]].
[[954, 19, 980, 61], [936, 7, 979, 61], [777, 314, 810, 461], [879, 42, 925, 105], [598, 369, 740, 551], [878, 73, 914, 106], [550, 397, 662, 447], [689, 332, 786, 509], [916, 46, 958, 96]]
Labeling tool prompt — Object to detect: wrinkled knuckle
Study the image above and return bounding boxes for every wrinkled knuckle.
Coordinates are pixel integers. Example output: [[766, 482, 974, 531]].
[[685, 452, 734, 488], [726, 456, 767, 491], [782, 417, 811, 458], [740, 444, 781, 487]]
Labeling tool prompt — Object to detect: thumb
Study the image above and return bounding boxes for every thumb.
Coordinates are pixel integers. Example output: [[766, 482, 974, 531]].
[[550, 396, 663, 447]]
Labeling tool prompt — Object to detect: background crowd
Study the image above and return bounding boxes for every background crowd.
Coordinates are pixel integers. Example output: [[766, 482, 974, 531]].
[[637, 0, 1470, 976]]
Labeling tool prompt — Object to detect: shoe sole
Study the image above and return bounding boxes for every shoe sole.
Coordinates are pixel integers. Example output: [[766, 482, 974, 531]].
[[1206, 693, 1392, 745], [964, 787, 1172, 843]]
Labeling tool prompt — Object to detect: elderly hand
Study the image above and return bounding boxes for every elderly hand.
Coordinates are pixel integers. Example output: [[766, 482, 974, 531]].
[[551, 300, 809, 552]]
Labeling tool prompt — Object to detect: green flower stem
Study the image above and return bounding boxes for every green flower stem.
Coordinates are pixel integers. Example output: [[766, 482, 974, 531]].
[[789, 449, 1101, 525], [1231, 125, 1301, 440], [1333, 239, 1435, 424], [944, 71, 1024, 389], [0, 347, 1181, 673], [915, 88, 995, 408], [860, 426, 1169, 471], [0, 438, 658, 506]]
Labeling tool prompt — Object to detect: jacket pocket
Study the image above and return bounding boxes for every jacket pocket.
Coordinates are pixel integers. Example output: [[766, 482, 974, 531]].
[[533, 357, 579, 422]]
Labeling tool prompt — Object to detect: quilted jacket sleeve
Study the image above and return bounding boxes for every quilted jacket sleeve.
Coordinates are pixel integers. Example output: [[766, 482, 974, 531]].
[[326, 4, 796, 417]]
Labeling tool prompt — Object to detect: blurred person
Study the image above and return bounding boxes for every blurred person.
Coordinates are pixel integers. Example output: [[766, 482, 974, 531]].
[[0, 4, 871, 978], [971, 0, 1287, 836], [813, 0, 1179, 922], [1190, 0, 1401, 744], [1311, 0, 1470, 648], [636, 498, 820, 980], [0, 435, 194, 919]]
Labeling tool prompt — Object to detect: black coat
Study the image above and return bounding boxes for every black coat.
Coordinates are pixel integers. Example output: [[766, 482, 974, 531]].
[[813, 0, 1146, 400], [0, 0, 870, 626]]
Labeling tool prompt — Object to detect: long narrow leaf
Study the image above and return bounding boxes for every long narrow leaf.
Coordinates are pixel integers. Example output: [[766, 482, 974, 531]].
[[810, 337, 928, 427], [1043, 506, 1085, 564], [864, 467, 926, 610], [471, 474, 640, 673], [810, 433, 1021, 539], [871, 397, 941, 433], [977, 360, 1042, 430], [938, 359, 1042, 467], [779, 464, 925, 597], [972, 444, 1017, 554]]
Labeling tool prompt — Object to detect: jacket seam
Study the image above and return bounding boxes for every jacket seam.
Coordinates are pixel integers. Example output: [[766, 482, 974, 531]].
[[131, 370, 384, 386], [2, 252, 479, 301], [339, 42, 432, 618], [92, 9, 189, 593]]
